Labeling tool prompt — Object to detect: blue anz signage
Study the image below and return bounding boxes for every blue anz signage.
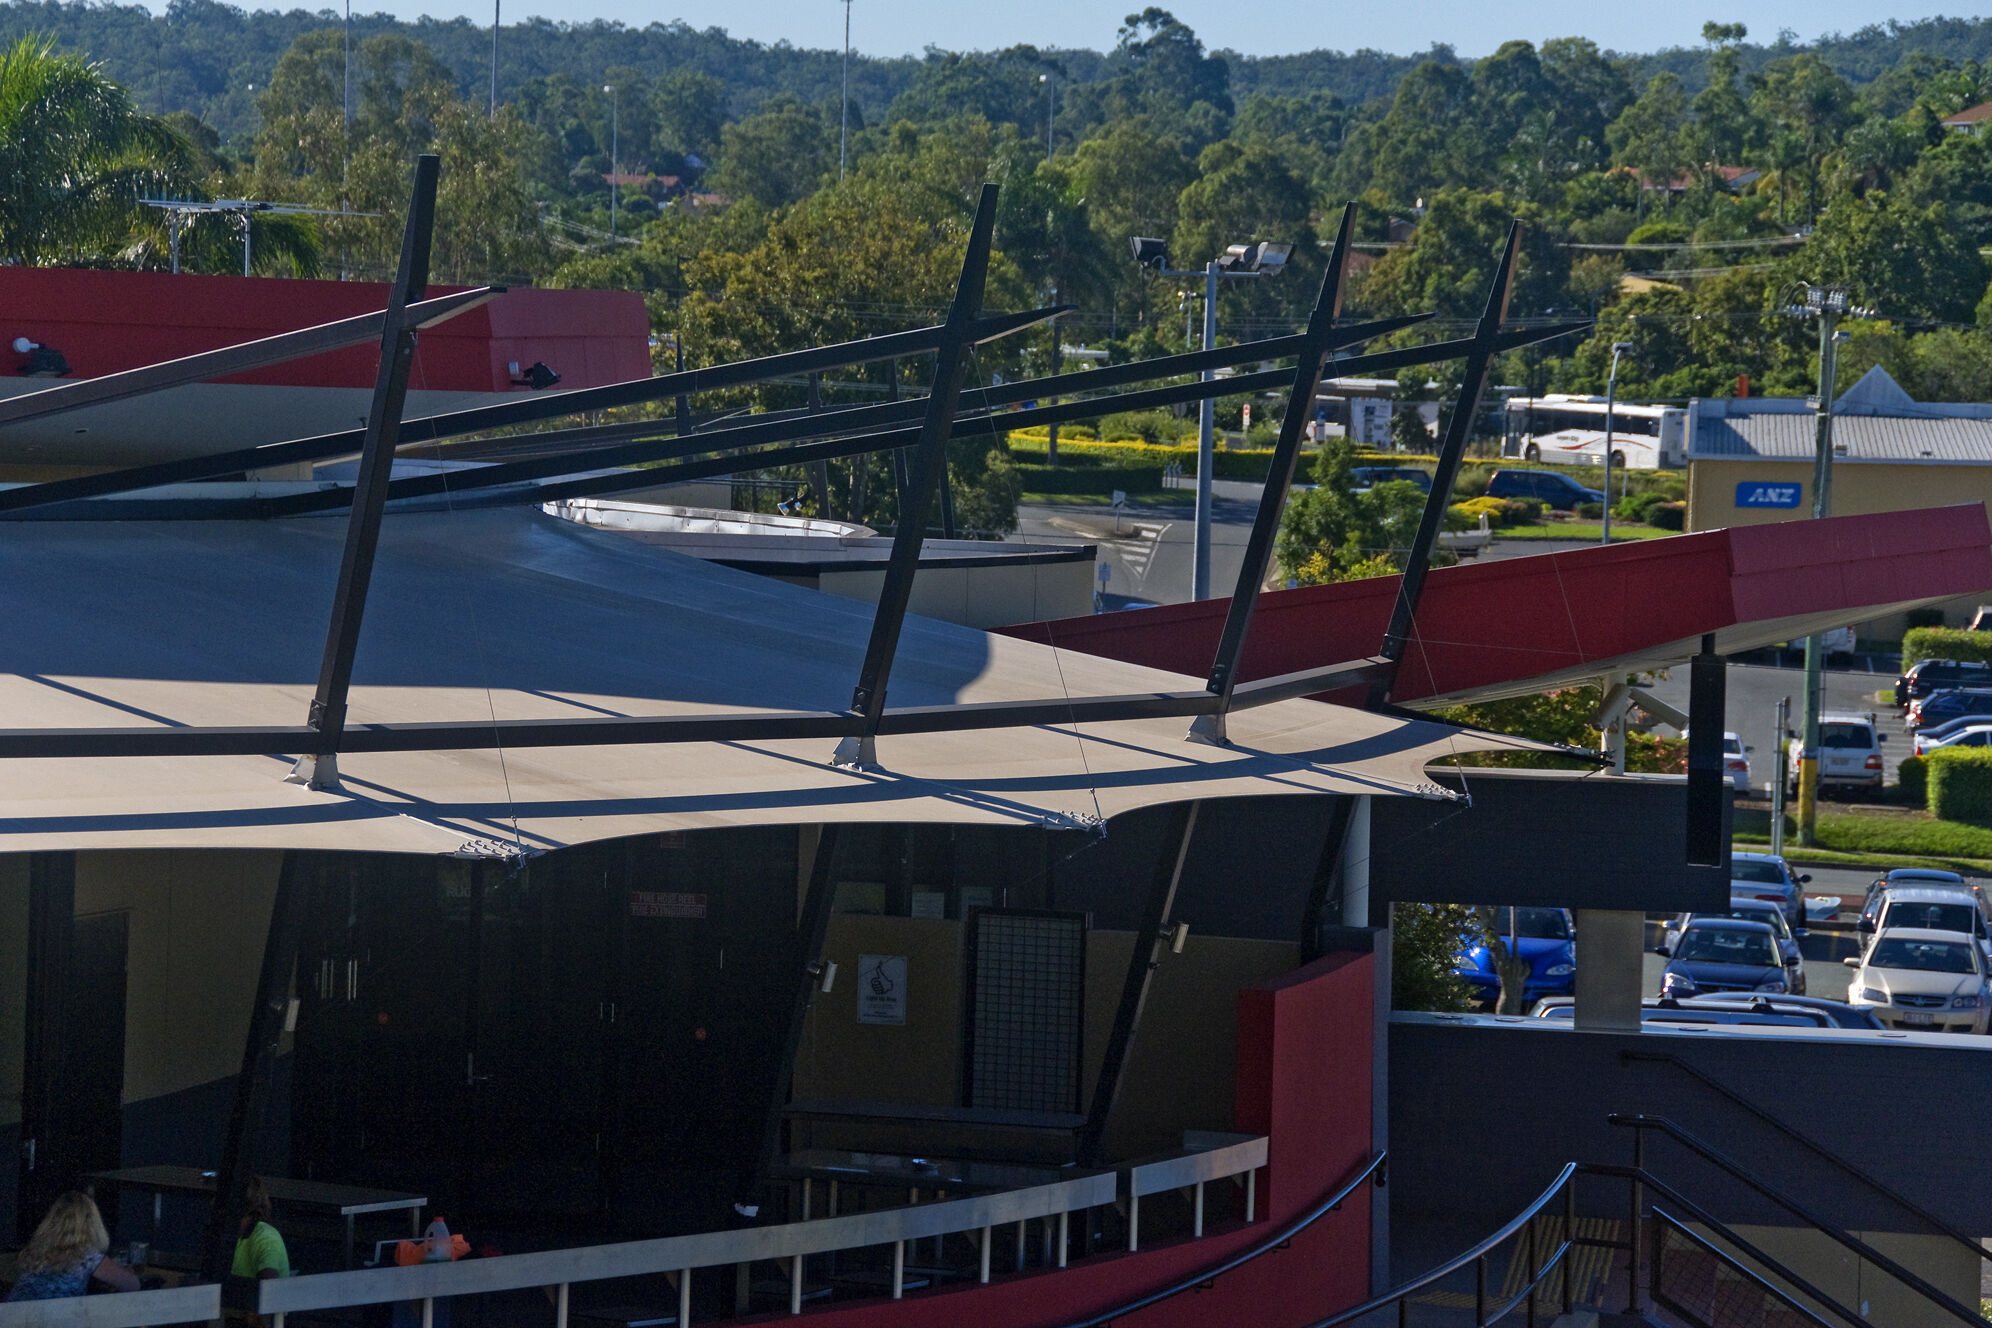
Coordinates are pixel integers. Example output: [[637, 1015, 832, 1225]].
[[1735, 481, 1802, 509]]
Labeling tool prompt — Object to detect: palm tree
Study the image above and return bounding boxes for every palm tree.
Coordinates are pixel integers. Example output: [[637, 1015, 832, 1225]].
[[0, 33, 193, 265]]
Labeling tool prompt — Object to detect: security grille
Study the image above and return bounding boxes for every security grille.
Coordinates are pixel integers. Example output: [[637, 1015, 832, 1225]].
[[963, 909, 1086, 1114]]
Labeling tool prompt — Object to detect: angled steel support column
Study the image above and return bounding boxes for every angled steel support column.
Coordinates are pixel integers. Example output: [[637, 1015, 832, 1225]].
[[1368, 222, 1524, 708], [1079, 800, 1199, 1168], [199, 852, 311, 1282], [290, 154, 440, 790], [1191, 203, 1357, 745], [17, 852, 74, 1245], [750, 825, 845, 1211], [832, 184, 998, 769]]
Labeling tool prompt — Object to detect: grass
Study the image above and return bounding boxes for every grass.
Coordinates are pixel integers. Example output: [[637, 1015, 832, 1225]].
[[1493, 523, 1677, 542], [1020, 488, 1177, 506], [1732, 803, 1992, 867]]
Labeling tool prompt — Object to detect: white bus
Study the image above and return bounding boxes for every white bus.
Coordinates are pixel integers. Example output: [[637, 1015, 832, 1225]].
[[1500, 395, 1687, 470]]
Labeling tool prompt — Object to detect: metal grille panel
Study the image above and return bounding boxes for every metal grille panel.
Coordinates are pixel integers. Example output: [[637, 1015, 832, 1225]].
[[964, 909, 1085, 1114]]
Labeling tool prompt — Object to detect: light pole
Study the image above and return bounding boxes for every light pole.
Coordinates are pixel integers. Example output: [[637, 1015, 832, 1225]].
[[490, 0, 499, 115], [604, 84, 618, 239], [1133, 237, 1290, 600], [342, 0, 351, 128], [839, 0, 853, 179], [1789, 283, 1862, 846], [1600, 340, 1631, 545], [1038, 73, 1054, 161]]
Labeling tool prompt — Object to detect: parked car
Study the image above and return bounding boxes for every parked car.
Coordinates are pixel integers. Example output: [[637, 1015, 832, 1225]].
[[1531, 996, 1835, 1028], [1659, 919, 1789, 997], [1844, 927, 1992, 1033], [1349, 466, 1432, 494], [1785, 713, 1885, 793], [1729, 851, 1810, 930], [1912, 724, 1992, 757], [1907, 689, 1992, 732], [1679, 994, 1883, 1030], [1894, 658, 1992, 708], [1857, 869, 1982, 932], [1484, 469, 1604, 511], [1865, 887, 1992, 962], [1911, 717, 1992, 755], [1720, 732, 1752, 793], [1659, 897, 1805, 993], [1454, 906, 1576, 1008]]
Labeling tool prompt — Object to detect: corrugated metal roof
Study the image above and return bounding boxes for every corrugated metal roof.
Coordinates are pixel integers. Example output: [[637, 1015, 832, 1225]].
[[1691, 412, 1992, 463]]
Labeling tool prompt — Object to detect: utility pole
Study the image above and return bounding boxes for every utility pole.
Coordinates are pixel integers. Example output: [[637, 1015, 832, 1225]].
[[1793, 284, 1850, 847], [1771, 695, 1790, 857], [604, 84, 618, 239], [490, 0, 499, 115], [1196, 258, 1219, 600], [839, 0, 853, 179], [1600, 340, 1630, 545]]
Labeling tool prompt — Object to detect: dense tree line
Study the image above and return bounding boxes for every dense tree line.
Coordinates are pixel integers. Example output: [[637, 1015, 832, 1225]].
[[16, 4, 1992, 529]]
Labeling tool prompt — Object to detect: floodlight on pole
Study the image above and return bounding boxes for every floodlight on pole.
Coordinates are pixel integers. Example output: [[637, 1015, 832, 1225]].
[[1600, 340, 1631, 545], [142, 198, 378, 276], [1039, 73, 1054, 162], [839, 0, 853, 179], [1132, 234, 1290, 600], [605, 84, 619, 239]]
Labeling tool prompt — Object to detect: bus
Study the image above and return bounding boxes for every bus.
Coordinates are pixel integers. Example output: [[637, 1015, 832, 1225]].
[[1500, 395, 1687, 470]]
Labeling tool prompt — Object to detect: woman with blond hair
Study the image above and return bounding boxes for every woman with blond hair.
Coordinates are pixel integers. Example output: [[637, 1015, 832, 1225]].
[[7, 1191, 140, 1300]]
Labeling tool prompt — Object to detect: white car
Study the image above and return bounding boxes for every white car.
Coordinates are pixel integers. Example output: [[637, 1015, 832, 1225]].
[[1721, 732, 1751, 793], [1844, 927, 1992, 1033], [1913, 723, 1992, 757], [1729, 851, 1809, 931], [1864, 885, 1992, 961]]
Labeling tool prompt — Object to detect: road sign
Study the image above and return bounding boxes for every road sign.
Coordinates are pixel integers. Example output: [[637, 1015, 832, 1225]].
[[1735, 481, 1802, 509]]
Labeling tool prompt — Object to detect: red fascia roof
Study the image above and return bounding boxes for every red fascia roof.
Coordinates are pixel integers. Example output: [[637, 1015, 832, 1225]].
[[0, 267, 652, 393], [1943, 101, 1992, 126], [999, 506, 1992, 707]]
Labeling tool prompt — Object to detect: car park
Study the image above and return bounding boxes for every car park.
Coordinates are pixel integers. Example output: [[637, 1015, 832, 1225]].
[[1730, 851, 1809, 930], [1844, 927, 1992, 1033], [1894, 658, 1992, 708], [1484, 469, 1604, 511], [1659, 919, 1790, 997], [1906, 689, 1992, 732], [1454, 906, 1576, 1008], [1659, 897, 1806, 993]]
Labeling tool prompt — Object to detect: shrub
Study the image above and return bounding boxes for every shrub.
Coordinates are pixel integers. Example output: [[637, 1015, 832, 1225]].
[[1013, 464, 1163, 495], [1449, 496, 1541, 528], [1902, 627, 1992, 670], [1905, 607, 1946, 630], [1647, 501, 1686, 531], [1929, 747, 1992, 825], [1097, 409, 1185, 445], [1245, 421, 1281, 448], [1575, 501, 1604, 519], [1897, 754, 1928, 807]]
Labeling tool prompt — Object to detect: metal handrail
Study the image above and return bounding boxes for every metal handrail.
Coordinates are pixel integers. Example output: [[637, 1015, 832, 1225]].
[[1650, 1208, 1841, 1328], [1300, 1163, 1580, 1328], [1053, 1150, 1386, 1328], [1586, 1163, 1877, 1328], [1610, 1115, 1988, 1328], [1624, 1049, 1992, 1269], [263, 1170, 1115, 1321]]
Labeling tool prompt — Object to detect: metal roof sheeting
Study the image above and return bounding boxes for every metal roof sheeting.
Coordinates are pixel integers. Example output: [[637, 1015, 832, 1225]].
[[1690, 410, 1992, 464]]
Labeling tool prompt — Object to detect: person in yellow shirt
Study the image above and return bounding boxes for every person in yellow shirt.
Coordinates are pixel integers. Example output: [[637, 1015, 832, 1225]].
[[231, 1176, 290, 1321]]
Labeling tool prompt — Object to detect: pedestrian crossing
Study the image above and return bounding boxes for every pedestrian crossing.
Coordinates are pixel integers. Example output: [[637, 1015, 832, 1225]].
[[1099, 521, 1172, 587]]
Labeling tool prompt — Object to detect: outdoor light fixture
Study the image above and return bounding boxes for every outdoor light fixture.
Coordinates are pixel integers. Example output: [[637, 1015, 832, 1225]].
[[1216, 241, 1294, 275], [510, 360, 562, 390], [12, 338, 70, 377], [1130, 236, 1170, 270]]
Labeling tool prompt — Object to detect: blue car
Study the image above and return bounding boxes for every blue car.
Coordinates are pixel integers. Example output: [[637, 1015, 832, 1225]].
[[1456, 906, 1576, 1008], [1659, 918, 1788, 997]]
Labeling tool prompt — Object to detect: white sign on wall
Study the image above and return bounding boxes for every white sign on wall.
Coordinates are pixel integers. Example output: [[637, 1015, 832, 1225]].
[[1354, 398, 1393, 447], [856, 954, 907, 1025]]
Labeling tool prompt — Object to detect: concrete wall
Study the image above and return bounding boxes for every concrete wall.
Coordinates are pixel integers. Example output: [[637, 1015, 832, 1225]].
[[72, 849, 283, 1106], [819, 556, 1094, 629], [1391, 1014, 1992, 1246], [1687, 458, 1992, 633], [796, 914, 965, 1107]]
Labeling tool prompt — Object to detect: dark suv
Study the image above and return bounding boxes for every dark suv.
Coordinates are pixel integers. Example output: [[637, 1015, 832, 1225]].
[[1484, 469, 1605, 511], [1349, 465, 1432, 494], [1895, 658, 1992, 708]]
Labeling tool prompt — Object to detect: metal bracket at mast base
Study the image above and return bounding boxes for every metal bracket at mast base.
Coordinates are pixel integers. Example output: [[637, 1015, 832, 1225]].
[[829, 733, 877, 771], [1184, 712, 1228, 746], [284, 752, 342, 791]]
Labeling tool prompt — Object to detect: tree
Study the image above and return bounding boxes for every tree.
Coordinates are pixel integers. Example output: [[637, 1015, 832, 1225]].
[[651, 70, 726, 164], [707, 96, 832, 209], [1365, 59, 1483, 207], [1357, 189, 1567, 322], [1392, 903, 1478, 1013], [0, 32, 195, 264], [1275, 440, 1448, 581], [1750, 54, 1856, 220], [1788, 191, 1988, 325], [1607, 74, 1695, 215]]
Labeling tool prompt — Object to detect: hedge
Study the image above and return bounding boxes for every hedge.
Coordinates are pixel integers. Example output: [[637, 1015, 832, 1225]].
[[1902, 627, 1992, 670], [1897, 753, 1928, 807], [1013, 464, 1163, 495], [1006, 434, 1274, 479], [1928, 747, 1992, 825]]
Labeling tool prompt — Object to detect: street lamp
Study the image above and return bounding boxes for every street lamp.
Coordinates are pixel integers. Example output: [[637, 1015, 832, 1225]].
[[839, 0, 854, 179], [1600, 340, 1632, 545], [1130, 235, 1291, 600], [490, 0, 500, 115], [1038, 73, 1054, 162], [604, 84, 618, 239]]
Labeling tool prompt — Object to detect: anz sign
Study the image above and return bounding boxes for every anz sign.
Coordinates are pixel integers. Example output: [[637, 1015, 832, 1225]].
[[1735, 481, 1803, 509]]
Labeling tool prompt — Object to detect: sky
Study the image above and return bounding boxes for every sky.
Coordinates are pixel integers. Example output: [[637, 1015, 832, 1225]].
[[220, 0, 1982, 60]]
